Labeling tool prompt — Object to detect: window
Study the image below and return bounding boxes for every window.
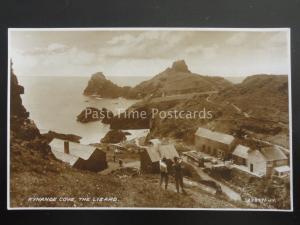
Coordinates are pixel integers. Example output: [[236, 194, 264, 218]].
[[250, 163, 254, 172]]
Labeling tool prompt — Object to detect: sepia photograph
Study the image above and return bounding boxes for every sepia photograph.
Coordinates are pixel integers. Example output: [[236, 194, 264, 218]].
[[8, 28, 292, 210]]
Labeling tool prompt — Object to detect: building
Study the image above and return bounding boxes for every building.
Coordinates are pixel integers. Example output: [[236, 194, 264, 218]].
[[261, 146, 289, 177], [273, 165, 290, 177], [195, 127, 235, 160], [109, 143, 127, 152], [140, 140, 179, 173], [246, 149, 267, 176], [49, 138, 107, 172], [232, 144, 250, 165], [232, 145, 289, 177]]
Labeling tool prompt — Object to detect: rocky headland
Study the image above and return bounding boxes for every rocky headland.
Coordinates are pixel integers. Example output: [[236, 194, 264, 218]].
[[103, 70, 289, 148], [83, 60, 233, 99], [77, 107, 114, 124], [83, 72, 134, 98]]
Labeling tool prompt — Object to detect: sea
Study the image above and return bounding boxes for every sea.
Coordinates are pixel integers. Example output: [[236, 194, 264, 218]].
[[18, 76, 149, 144], [18, 75, 244, 145]]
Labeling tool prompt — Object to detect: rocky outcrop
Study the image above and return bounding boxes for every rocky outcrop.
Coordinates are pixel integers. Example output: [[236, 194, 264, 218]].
[[83, 60, 233, 100], [109, 106, 151, 130], [10, 65, 41, 141], [101, 108, 114, 124], [171, 60, 190, 73], [83, 72, 133, 98], [128, 60, 232, 98], [101, 130, 127, 143], [42, 130, 82, 143], [11, 71, 29, 119], [76, 107, 113, 123]]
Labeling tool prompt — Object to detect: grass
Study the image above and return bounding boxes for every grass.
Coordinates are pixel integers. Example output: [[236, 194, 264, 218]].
[[10, 137, 250, 208]]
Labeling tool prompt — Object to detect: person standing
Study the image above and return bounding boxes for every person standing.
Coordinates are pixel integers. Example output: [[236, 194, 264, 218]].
[[159, 157, 168, 190], [173, 157, 185, 193], [118, 159, 123, 167], [113, 149, 117, 162]]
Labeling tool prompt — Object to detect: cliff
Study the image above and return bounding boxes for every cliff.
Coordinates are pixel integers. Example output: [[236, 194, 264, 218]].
[[10, 67, 41, 141]]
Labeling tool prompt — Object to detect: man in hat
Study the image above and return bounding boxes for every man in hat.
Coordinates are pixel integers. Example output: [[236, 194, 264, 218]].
[[159, 157, 168, 190], [173, 156, 185, 193]]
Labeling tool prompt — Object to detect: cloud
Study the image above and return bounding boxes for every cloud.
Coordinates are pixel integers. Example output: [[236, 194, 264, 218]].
[[68, 47, 97, 65], [10, 30, 290, 77], [22, 43, 68, 55], [103, 31, 191, 59], [226, 32, 248, 46], [107, 34, 136, 45], [47, 43, 66, 51], [185, 44, 218, 59]]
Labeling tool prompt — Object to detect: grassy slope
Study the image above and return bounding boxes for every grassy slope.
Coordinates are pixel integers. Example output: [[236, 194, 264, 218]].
[[11, 137, 245, 208]]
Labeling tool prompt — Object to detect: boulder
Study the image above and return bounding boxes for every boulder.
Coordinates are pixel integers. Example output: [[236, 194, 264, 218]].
[[76, 107, 114, 123], [16, 119, 41, 141], [77, 107, 102, 123], [101, 130, 127, 143], [43, 130, 82, 143]]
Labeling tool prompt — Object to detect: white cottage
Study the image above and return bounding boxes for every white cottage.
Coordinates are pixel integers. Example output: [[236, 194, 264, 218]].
[[49, 138, 107, 172], [232, 145, 289, 177]]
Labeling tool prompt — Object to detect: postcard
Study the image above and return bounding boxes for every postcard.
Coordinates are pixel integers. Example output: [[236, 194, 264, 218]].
[[8, 28, 293, 210]]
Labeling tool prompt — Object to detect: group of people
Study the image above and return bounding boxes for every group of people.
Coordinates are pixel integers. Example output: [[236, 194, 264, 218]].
[[159, 156, 185, 194]]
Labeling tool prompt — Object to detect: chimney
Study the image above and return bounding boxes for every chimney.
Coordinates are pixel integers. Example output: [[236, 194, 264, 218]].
[[64, 141, 69, 154]]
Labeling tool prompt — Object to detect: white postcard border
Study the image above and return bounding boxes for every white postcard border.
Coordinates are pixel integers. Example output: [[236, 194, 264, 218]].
[[7, 27, 293, 211]]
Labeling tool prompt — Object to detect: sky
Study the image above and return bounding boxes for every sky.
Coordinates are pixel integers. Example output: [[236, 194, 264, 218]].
[[10, 29, 290, 77]]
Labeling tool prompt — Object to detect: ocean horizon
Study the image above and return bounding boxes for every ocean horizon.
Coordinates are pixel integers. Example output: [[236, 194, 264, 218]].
[[18, 76, 140, 144]]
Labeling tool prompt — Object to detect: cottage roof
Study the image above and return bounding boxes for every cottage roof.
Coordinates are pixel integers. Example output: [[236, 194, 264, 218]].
[[51, 150, 79, 166], [146, 144, 179, 162], [232, 145, 250, 158], [261, 146, 288, 161], [274, 165, 290, 173], [248, 150, 266, 162], [195, 127, 235, 145], [146, 147, 161, 162], [159, 145, 179, 160], [49, 138, 97, 165]]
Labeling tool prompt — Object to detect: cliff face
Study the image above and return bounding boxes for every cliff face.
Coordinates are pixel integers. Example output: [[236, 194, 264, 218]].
[[10, 69, 41, 140], [11, 73, 28, 119], [171, 59, 190, 73]]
